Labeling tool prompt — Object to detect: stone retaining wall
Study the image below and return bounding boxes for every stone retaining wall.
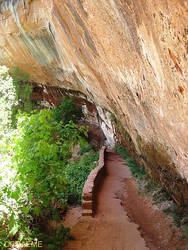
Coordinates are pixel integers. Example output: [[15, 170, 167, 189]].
[[82, 146, 106, 216]]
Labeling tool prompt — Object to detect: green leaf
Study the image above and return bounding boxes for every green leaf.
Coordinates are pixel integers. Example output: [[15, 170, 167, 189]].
[[8, 214, 15, 229], [19, 232, 24, 241], [11, 191, 19, 201], [48, 244, 55, 249], [22, 206, 30, 215], [28, 193, 33, 201], [9, 224, 19, 236], [27, 177, 35, 188], [33, 206, 40, 216]]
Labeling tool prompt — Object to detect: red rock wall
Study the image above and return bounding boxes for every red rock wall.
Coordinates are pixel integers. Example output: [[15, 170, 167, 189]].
[[0, 0, 188, 204], [82, 146, 106, 216]]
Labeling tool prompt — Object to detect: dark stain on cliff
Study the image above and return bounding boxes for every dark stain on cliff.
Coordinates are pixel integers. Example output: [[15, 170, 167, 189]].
[[119, 0, 141, 56], [76, 0, 88, 17], [48, 22, 56, 41], [19, 28, 60, 67], [0, 0, 61, 73], [52, 4, 85, 64], [0, 0, 22, 13], [66, 3, 98, 56], [53, 6, 74, 48]]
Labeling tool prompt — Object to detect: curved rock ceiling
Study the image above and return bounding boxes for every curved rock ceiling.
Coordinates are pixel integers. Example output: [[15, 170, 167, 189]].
[[0, 0, 188, 204]]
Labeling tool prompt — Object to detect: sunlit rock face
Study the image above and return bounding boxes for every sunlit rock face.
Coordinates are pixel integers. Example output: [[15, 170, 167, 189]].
[[0, 0, 188, 204]]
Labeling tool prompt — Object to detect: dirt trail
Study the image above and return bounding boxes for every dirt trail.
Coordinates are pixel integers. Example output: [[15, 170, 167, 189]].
[[64, 152, 148, 250], [64, 152, 188, 250]]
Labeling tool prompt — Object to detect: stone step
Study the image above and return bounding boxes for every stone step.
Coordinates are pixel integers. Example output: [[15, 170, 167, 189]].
[[82, 209, 93, 216], [82, 200, 93, 209]]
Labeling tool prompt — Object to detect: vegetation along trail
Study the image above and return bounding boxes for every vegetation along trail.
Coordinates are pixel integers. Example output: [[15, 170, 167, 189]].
[[64, 151, 187, 250]]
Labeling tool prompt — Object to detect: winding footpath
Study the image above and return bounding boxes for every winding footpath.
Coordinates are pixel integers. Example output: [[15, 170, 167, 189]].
[[64, 152, 188, 250], [64, 152, 148, 250]]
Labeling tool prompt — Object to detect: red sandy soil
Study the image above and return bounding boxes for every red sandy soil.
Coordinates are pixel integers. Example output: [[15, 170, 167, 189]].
[[63, 152, 188, 250]]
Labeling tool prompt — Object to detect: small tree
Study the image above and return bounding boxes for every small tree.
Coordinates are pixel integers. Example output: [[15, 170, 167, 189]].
[[53, 96, 82, 124]]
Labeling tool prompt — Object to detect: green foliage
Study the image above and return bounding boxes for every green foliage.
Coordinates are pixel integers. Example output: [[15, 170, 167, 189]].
[[115, 146, 146, 180], [110, 113, 117, 122], [11, 66, 30, 82], [163, 205, 188, 237], [146, 181, 172, 204], [64, 151, 99, 204], [0, 66, 96, 248], [115, 146, 172, 202], [13, 109, 86, 209], [116, 146, 188, 240], [11, 67, 35, 126], [124, 130, 132, 141], [0, 66, 17, 193], [0, 66, 17, 131], [137, 135, 142, 143], [53, 96, 82, 124], [42, 225, 73, 249], [0, 107, 88, 246], [184, 225, 188, 236], [0, 65, 35, 130], [78, 144, 93, 156]]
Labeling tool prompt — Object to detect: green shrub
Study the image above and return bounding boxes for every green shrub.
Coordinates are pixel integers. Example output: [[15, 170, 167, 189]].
[[42, 225, 73, 249], [0, 66, 17, 131], [184, 225, 188, 236], [115, 146, 172, 202], [0, 66, 92, 248], [115, 146, 146, 180], [11, 66, 30, 82], [64, 151, 99, 204], [78, 144, 93, 156], [10, 67, 35, 127], [0, 109, 88, 246], [116, 146, 188, 240], [53, 96, 82, 124]]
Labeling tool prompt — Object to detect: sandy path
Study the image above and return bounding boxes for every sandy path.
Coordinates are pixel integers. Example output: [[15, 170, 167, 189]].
[[64, 152, 148, 250], [63, 152, 188, 250]]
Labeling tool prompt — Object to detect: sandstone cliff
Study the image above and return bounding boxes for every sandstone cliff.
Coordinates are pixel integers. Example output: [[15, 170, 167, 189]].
[[0, 0, 188, 204]]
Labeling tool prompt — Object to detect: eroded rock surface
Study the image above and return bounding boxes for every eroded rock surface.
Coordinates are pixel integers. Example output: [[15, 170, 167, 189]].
[[0, 0, 188, 204]]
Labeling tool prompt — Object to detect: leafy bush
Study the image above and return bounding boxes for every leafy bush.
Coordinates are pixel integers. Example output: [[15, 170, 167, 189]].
[[11, 66, 30, 82], [0, 108, 87, 247], [53, 96, 82, 124], [64, 151, 99, 204], [0, 66, 17, 132], [0, 66, 96, 248], [77, 144, 93, 156], [0, 66, 35, 130], [42, 225, 73, 249], [12, 110, 87, 208], [184, 225, 188, 236], [10, 67, 35, 126]]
